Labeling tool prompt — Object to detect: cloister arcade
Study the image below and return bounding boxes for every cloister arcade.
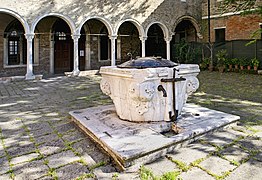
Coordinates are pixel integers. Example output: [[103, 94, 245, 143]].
[[0, 8, 201, 78]]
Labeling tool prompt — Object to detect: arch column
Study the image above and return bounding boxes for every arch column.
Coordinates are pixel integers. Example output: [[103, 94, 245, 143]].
[[72, 34, 80, 76], [140, 36, 147, 57], [109, 35, 117, 66], [25, 34, 35, 80], [165, 37, 172, 60]]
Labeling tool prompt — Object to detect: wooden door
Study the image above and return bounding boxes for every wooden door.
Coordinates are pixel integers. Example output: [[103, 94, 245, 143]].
[[54, 40, 72, 74]]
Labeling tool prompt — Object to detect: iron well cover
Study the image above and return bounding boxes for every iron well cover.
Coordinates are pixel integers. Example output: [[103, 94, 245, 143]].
[[117, 57, 177, 69]]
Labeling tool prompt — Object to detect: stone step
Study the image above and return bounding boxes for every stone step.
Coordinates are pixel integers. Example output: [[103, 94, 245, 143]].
[[70, 104, 240, 172]]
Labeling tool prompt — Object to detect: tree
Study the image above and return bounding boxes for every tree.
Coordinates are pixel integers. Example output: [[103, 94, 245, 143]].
[[221, 0, 261, 15]]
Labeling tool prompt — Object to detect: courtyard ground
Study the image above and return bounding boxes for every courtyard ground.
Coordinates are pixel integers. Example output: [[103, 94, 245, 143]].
[[0, 71, 261, 180]]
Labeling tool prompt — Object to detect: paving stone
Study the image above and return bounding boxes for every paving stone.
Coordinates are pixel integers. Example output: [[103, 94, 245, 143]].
[[166, 143, 215, 165], [72, 140, 110, 164], [56, 162, 90, 179], [12, 160, 49, 179], [0, 153, 5, 159], [116, 173, 140, 180], [0, 173, 10, 179], [226, 126, 249, 136], [225, 159, 262, 180], [7, 143, 36, 157], [10, 153, 39, 165], [0, 157, 9, 175], [80, 153, 97, 167], [34, 133, 58, 145], [253, 151, 262, 162], [254, 131, 262, 138], [93, 165, 117, 180], [179, 167, 214, 180], [3, 134, 30, 147], [38, 138, 66, 156], [35, 175, 54, 180], [238, 136, 262, 151], [22, 114, 42, 120], [54, 122, 78, 134], [25, 121, 52, 133], [220, 145, 249, 163], [45, 150, 80, 169], [1, 120, 24, 137], [201, 128, 243, 148], [1, 75, 261, 179], [144, 157, 179, 176], [251, 125, 262, 132], [0, 144, 5, 157], [94, 169, 140, 180], [62, 130, 86, 142], [199, 156, 237, 176]]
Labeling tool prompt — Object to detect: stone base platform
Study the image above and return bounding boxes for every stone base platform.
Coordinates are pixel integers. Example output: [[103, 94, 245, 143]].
[[69, 104, 240, 171]]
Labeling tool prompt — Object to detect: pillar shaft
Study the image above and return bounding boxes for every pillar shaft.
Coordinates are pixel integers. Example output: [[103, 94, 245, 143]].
[[110, 36, 117, 66], [72, 34, 81, 75], [25, 34, 35, 80]]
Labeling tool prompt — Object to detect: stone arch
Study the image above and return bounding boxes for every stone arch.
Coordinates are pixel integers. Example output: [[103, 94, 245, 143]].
[[116, 20, 142, 61], [0, 8, 30, 34], [77, 16, 113, 36], [145, 23, 167, 58], [31, 13, 76, 34], [145, 22, 170, 40], [115, 19, 144, 38], [78, 18, 113, 69], [171, 16, 201, 63], [172, 16, 201, 36]]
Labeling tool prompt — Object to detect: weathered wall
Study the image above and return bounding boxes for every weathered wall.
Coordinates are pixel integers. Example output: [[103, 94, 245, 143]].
[[202, 0, 261, 42], [0, 0, 203, 77], [0, 0, 203, 35]]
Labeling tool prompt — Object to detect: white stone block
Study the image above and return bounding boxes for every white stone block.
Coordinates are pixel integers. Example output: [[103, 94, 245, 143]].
[[100, 64, 200, 122]]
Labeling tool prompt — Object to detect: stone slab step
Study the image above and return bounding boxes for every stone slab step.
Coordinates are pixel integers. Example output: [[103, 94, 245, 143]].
[[70, 104, 240, 172]]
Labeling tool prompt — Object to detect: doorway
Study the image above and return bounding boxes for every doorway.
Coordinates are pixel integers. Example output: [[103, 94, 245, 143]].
[[53, 20, 73, 74]]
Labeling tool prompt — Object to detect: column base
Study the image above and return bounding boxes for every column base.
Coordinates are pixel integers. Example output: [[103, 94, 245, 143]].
[[72, 69, 80, 76], [25, 72, 35, 80]]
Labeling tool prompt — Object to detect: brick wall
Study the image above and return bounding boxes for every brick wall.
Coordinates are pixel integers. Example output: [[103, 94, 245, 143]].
[[226, 15, 261, 40], [203, 14, 261, 42], [202, 0, 261, 42]]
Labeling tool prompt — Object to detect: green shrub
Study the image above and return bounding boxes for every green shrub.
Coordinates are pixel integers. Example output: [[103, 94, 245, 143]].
[[251, 58, 260, 67], [239, 58, 248, 66], [231, 58, 239, 65], [215, 49, 227, 67]]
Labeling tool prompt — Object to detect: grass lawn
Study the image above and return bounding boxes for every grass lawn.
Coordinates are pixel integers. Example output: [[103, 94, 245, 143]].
[[189, 71, 262, 127]]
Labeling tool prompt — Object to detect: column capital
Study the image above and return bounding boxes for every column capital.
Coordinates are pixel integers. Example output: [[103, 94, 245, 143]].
[[139, 36, 147, 41], [25, 33, 35, 41], [164, 37, 172, 42], [109, 35, 117, 40], [72, 34, 81, 40], [197, 33, 203, 39]]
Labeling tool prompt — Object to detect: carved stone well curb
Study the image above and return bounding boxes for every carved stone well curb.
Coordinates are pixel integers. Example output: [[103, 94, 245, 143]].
[[100, 64, 200, 122]]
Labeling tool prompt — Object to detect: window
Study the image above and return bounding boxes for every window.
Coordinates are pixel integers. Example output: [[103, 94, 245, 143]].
[[56, 32, 67, 41], [8, 38, 19, 65], [215, 28, 225, 42], [4, 20, 27, 66]]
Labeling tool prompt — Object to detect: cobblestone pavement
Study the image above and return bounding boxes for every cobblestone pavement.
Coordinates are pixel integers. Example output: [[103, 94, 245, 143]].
[[0, 75, 261, 180]]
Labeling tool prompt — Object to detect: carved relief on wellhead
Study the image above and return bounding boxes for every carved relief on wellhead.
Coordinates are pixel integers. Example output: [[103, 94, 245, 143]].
[[100, 79, 111, 96], [186, 76, 199, 95]]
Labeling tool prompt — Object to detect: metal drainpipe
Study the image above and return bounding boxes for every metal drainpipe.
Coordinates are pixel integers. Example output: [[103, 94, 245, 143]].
[[208, 0, 211, 43]]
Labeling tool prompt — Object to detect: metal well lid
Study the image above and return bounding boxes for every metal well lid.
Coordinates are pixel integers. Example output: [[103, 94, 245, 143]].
[[117, 57, 177, 69]]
